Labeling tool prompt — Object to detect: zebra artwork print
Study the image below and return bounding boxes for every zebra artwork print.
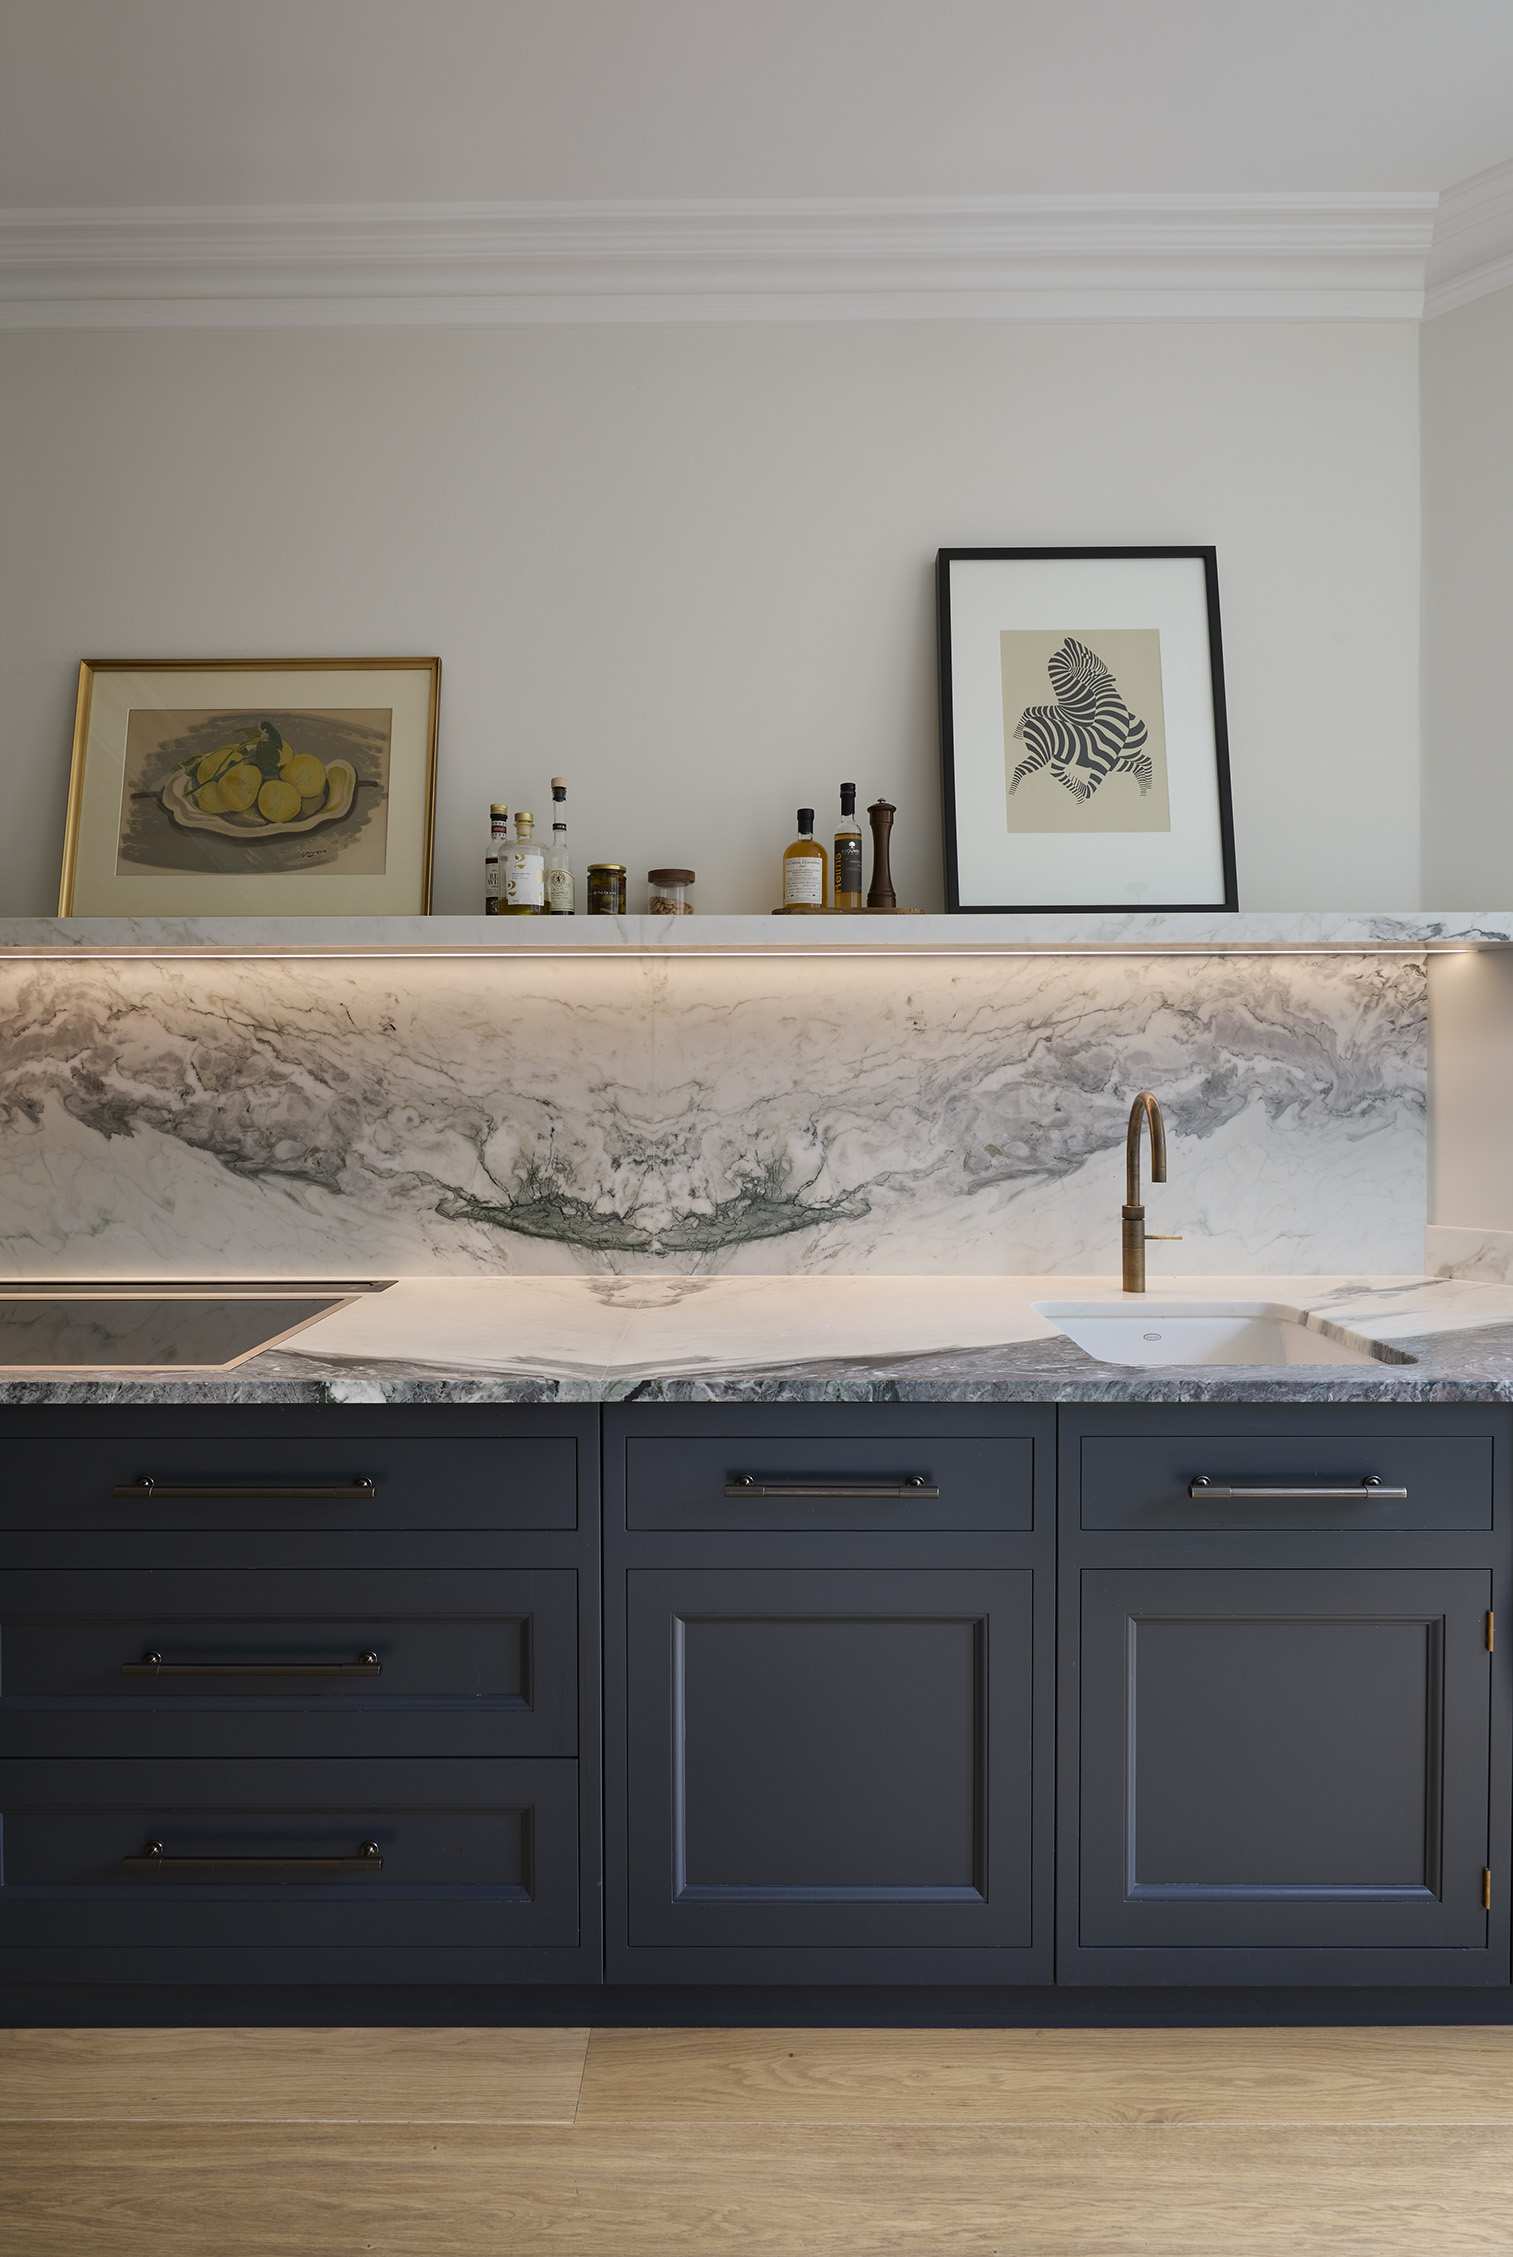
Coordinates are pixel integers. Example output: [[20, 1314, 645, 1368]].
[[1009, 636, 1153, 805]]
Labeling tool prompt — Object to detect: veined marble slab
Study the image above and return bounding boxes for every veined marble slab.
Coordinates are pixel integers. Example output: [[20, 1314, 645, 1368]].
[[1427, 1224, 1513, 1283], [0, 952, 1425, 1278], [4, 1272, 1513, 1403], [268, 1271, 1513, 1379]]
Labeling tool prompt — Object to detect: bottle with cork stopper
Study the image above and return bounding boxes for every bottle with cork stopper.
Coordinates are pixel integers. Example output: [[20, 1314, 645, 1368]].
[[544, 778, 574, 913]]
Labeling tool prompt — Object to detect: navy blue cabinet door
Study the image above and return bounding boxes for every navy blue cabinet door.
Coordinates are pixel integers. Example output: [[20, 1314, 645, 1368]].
[[1071, 1566, 1497, 1980], [604, 1403, 1056, 1984], [623, 1567, 1036, 1963]]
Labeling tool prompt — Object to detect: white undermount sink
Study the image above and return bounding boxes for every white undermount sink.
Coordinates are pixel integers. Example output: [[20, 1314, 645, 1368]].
[[1032, 1298, 1411, 1369]]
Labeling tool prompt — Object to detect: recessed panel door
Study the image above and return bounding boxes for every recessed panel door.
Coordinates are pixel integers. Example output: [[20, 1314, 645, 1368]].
[[626, 1569, 1032, 1949], [1078, 1569, 1491, 1952]]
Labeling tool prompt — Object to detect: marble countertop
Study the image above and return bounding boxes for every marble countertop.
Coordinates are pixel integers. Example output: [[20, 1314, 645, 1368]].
[[6, 1273, 1513, 1403]]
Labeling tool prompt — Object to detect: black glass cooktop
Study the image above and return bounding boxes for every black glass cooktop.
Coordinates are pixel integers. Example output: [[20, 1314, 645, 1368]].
[[0, 1283, 392, 1369]]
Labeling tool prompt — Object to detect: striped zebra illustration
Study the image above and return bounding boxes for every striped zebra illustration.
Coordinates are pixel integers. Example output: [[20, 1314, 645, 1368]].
[[1009, 637, 1153, 804]]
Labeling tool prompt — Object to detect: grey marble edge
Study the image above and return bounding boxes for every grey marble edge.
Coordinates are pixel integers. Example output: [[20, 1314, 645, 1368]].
[[5, 1324, 1513, 1404]]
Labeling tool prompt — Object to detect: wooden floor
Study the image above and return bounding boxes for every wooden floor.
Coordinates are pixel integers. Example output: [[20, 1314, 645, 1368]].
[[2, 2024, 1511, 2254]]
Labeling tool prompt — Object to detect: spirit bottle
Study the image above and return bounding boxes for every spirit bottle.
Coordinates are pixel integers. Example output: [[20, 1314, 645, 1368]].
[[503, 811, 546, 914], [833, 783, 862, 909], [782, 808, 828, 908], [485, 803, 509, 914], [544, 777, 574, 914]]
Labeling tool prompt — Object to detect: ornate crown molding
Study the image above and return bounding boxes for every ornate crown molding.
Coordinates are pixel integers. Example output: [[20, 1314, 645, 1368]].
[[0, 193, 1438, 328], [1426, 158, 1513, 317]]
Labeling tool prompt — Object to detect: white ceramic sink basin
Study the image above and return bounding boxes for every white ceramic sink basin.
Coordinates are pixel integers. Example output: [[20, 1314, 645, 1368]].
[[1033, 1298, 1410, 1368]]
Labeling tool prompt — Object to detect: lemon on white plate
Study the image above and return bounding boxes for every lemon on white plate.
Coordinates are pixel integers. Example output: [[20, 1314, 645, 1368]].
[[280, 751, 326, 800]]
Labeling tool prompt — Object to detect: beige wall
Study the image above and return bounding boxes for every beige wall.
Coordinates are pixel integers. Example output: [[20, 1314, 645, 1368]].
[[1, 319, 1421, 916], [1421, 282, 1513, 909], [1419, 289, 1513, 1238], [1429, 947, 1513, 1229]]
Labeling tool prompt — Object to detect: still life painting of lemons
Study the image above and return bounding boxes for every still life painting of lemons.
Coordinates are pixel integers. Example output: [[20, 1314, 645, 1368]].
[[161, 721, 357, 839]]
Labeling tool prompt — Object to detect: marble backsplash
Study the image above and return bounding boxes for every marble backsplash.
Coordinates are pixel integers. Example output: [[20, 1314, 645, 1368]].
[[0, 952, 1426, 1277]]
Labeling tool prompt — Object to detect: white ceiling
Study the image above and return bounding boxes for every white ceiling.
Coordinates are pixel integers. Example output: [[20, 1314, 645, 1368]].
[[3, 0, 1511, 209]]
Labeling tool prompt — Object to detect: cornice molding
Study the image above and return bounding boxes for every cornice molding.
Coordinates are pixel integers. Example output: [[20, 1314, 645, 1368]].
[[0, 193, 1437, 328], [1426, 158, 1513, 317]]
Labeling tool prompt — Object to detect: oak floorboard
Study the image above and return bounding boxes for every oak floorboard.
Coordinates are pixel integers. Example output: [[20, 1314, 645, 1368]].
[[575, 2023, 1513, 2124], [0, 2121, 1509, 2257], [0, 2027, 590, 2123]]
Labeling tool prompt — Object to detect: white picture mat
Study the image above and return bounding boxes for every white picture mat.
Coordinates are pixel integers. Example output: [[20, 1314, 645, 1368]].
[[947, 556, 1226, 907], [70, 665, 436, 915]]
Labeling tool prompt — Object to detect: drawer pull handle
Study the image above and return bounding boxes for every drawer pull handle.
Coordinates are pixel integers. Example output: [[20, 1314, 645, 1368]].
[[1188, 1475, 1408, 1501], [724, 1476, 940, 1499], [112, 1476, 377, 1500], [121, 1650, 382, 1677], [124, 1839, 383, 1872]]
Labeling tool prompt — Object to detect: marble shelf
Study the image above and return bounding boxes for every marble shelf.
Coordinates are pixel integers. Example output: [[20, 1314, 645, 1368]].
[[4, 911, 1513, 958]]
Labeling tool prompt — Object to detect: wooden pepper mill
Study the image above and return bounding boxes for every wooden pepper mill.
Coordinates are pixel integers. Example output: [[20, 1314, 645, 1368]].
[[866, 799, 897, 908]]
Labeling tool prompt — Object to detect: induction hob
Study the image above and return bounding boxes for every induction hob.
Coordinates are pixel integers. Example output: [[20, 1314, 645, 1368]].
[[0, 1281, 393, 1370]]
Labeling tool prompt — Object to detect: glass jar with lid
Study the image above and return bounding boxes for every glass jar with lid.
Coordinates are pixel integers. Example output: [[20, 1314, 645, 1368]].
[[587, 862, 627, 915], [648, 867, 695, 915]]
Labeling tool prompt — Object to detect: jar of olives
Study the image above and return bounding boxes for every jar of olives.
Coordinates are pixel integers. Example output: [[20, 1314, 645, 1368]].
[[586, 863, 627, 915]]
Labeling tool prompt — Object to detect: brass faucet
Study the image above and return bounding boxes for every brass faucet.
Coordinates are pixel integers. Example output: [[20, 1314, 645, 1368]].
[[1122, 1091, 1182, 1292]]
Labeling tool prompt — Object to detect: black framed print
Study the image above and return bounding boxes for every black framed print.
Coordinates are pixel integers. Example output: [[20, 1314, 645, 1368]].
[[937, 548, 1237, 913]]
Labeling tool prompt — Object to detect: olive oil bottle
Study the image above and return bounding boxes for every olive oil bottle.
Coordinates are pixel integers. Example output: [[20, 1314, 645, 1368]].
[[502, 811, 546, 913], [833, 783, 862, 909]]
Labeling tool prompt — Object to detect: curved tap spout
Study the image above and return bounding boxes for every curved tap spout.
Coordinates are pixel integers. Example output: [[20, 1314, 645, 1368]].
[[1122, 1092, 1179, 1292], [1126, 1091, 1167, 1210]]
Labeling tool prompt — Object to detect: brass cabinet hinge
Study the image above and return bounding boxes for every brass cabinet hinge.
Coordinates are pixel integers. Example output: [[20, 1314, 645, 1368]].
[[1483, 1868, 1493, 1912], [1489, 1611, 1496, 1653]]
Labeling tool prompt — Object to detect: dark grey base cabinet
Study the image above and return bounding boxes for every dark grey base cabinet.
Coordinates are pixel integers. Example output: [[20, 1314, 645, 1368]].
[[0, 1407, 601, 1986], [603, 1405, 1057, 1984], [3, 1397, 1509, 1996], [1058, 1405, 1511, 1986]]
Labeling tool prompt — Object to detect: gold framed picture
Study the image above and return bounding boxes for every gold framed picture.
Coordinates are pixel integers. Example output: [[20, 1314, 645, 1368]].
[[59, 657, 440, 915]]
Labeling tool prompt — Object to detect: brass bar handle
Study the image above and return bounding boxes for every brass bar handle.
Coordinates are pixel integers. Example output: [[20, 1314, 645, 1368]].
[[124, 1839, 383, 1872], [1189, 1476, 1408, 1501], [121, 1650, 382, 1677], [112, 1476, 377, 1500], [724, 1476, 940, 1499]]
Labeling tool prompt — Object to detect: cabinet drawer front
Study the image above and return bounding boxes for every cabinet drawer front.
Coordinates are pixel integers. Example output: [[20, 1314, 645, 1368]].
[[626, 1432, 1035, 1531], [0, 1571, 577, 1759], [0, 1433, 576, 1531], [1080, 1433, 1493, 1532], [0, 1758, 579, 1949]]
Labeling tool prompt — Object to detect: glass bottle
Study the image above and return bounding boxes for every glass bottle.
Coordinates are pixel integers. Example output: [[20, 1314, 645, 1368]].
[[503, 811, 546, 914], [782, 808, 828, 908], [544, 777, 574, 914], [833, 783, 862, 909], [485, 803, 509, 914]]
